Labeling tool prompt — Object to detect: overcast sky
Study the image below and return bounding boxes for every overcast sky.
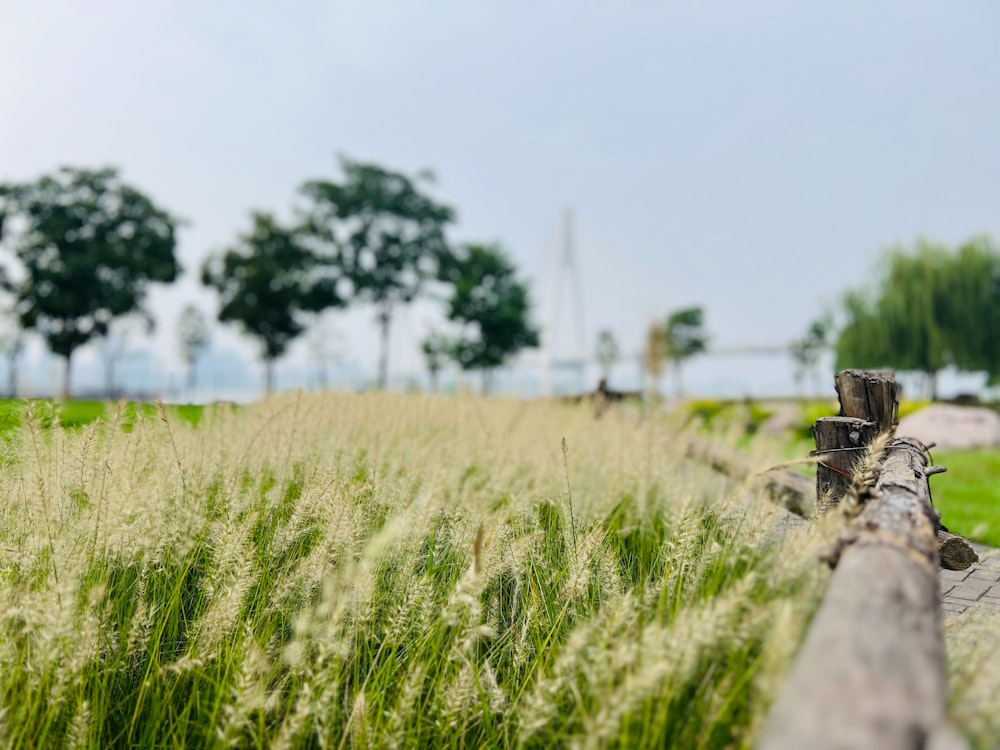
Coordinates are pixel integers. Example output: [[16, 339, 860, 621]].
[[2, 1, 999, 397]]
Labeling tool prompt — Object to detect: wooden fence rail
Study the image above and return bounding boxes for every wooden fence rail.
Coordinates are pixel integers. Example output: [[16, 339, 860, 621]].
[[755, 369, 969, 750]]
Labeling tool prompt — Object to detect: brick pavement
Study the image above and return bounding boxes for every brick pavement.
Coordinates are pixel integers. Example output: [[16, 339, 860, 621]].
[[940, 543, 1000, 616]]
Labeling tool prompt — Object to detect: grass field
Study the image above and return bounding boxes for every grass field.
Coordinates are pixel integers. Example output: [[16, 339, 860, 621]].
[[929, 450, 1000, 548], [0, 394, 998, 747]]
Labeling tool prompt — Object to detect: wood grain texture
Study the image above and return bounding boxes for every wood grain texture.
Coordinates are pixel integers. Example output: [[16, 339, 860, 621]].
[[813, 416, 878, 507], [835, 369, 899, 429], [938, 529, 979, 571]]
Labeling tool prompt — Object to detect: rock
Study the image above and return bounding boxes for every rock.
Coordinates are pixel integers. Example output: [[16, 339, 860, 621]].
[[896, 404, 1000, 450]]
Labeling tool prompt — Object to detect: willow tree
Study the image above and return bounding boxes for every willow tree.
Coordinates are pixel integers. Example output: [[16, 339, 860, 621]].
[[832, 239, 998, 399], [938, 236, 1000, 383]]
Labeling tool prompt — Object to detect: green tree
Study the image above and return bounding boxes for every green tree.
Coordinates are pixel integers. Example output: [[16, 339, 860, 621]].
[[0, 309, 24, 398], [420, 331, 450, 394], [300, 157, 455, 389], [834, 242, 953, 399], [177, 303, 211, 393], [662, 306, 709, 395], [595, 328, 620, 382], [201, 212, 343, 394], [937, 236, 1000, 383], [437, 243, 539, 394], [790, 314, 832, 394], [0, 166, 180, 398], [643, 321, 665, 400]]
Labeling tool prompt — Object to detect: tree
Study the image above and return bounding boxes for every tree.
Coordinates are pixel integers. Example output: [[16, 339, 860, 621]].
[[299, 157, 455, 389], [202, 212, 343, 394], [437, 243, 539, 394], [177, 304, 210, 394], [834, 242, 954, 399], [0, 310, 24, 398], [306, 313, 343, 391], [643, 321, 664, 399], [790, 314, 832, 394], [98, 314, 148, 399], [420, 331, 449, 394], [0, 166, 180, 398], [936, 236, 1000, 384], [595, 329, 620, 382], [662, 306, 709, 395]]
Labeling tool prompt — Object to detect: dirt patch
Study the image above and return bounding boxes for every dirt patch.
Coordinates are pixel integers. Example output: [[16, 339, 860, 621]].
[[896, 404, 1000, 450]]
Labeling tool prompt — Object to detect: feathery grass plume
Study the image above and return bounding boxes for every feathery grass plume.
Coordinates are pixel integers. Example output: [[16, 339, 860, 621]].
[[1, 393, 995, 746], [64, 699, 92, 750], [814, 428, 894, 515], [847, 428, 893, 504], [945, 610, 1000, 744]]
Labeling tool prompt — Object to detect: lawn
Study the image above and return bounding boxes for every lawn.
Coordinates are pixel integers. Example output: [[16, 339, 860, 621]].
[[931, 449, 1000, 548], [0, 398, 208, 434]]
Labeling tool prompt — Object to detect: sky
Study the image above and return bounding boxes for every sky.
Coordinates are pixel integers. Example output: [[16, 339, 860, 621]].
[[1, 1, 999, 399]]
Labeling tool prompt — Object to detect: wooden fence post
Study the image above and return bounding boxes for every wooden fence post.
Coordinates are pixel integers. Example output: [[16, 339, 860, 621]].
[[813, 369, 899, 508]]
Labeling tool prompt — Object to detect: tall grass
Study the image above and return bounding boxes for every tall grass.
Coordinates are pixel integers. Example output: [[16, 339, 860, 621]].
[[0, 393, 992, 747]]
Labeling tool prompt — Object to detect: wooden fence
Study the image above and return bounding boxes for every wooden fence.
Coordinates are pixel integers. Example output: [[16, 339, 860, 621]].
[[751, 369, 973, 750], [582, 368, 979, 746]]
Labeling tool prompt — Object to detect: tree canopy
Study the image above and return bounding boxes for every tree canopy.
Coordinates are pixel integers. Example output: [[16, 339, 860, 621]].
[[299, 156, 455, 388], [832, 239, 1000, 398], [436, 243, 539, 392], [790, 314, 832, 392], [662, 306, 709, 394], [201, 212, 343, 393], [0, 166, 180, 397]]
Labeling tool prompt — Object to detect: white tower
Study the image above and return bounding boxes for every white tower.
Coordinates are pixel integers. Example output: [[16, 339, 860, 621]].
[[542, 208, 586, 394]]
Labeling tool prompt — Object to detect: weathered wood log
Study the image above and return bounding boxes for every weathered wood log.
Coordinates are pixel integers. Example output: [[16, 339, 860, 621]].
[[685, 435, 969, 572], [813, 416, 878, 507], [938, 529, 979, 571], [757, 438, 959, 750], [683, 438, 815, 517], [835, 368, 899, 428]]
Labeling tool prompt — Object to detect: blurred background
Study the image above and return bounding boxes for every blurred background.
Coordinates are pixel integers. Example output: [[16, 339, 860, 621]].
[[1, 1, 999, 402]]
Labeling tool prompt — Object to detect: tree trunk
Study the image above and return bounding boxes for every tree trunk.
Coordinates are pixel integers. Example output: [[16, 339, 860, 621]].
[[264, 358, 274, 395], [105, 356, 116, 400], [187, 359, 197, 394], [481, 369, 492, 395], [377, 308, 391, 390], [62, 350, 74, 400], [6, 350, 17, 398]]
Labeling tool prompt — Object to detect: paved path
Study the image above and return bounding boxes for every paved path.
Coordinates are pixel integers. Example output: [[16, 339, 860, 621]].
[[940, 543, 1000, 616]]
